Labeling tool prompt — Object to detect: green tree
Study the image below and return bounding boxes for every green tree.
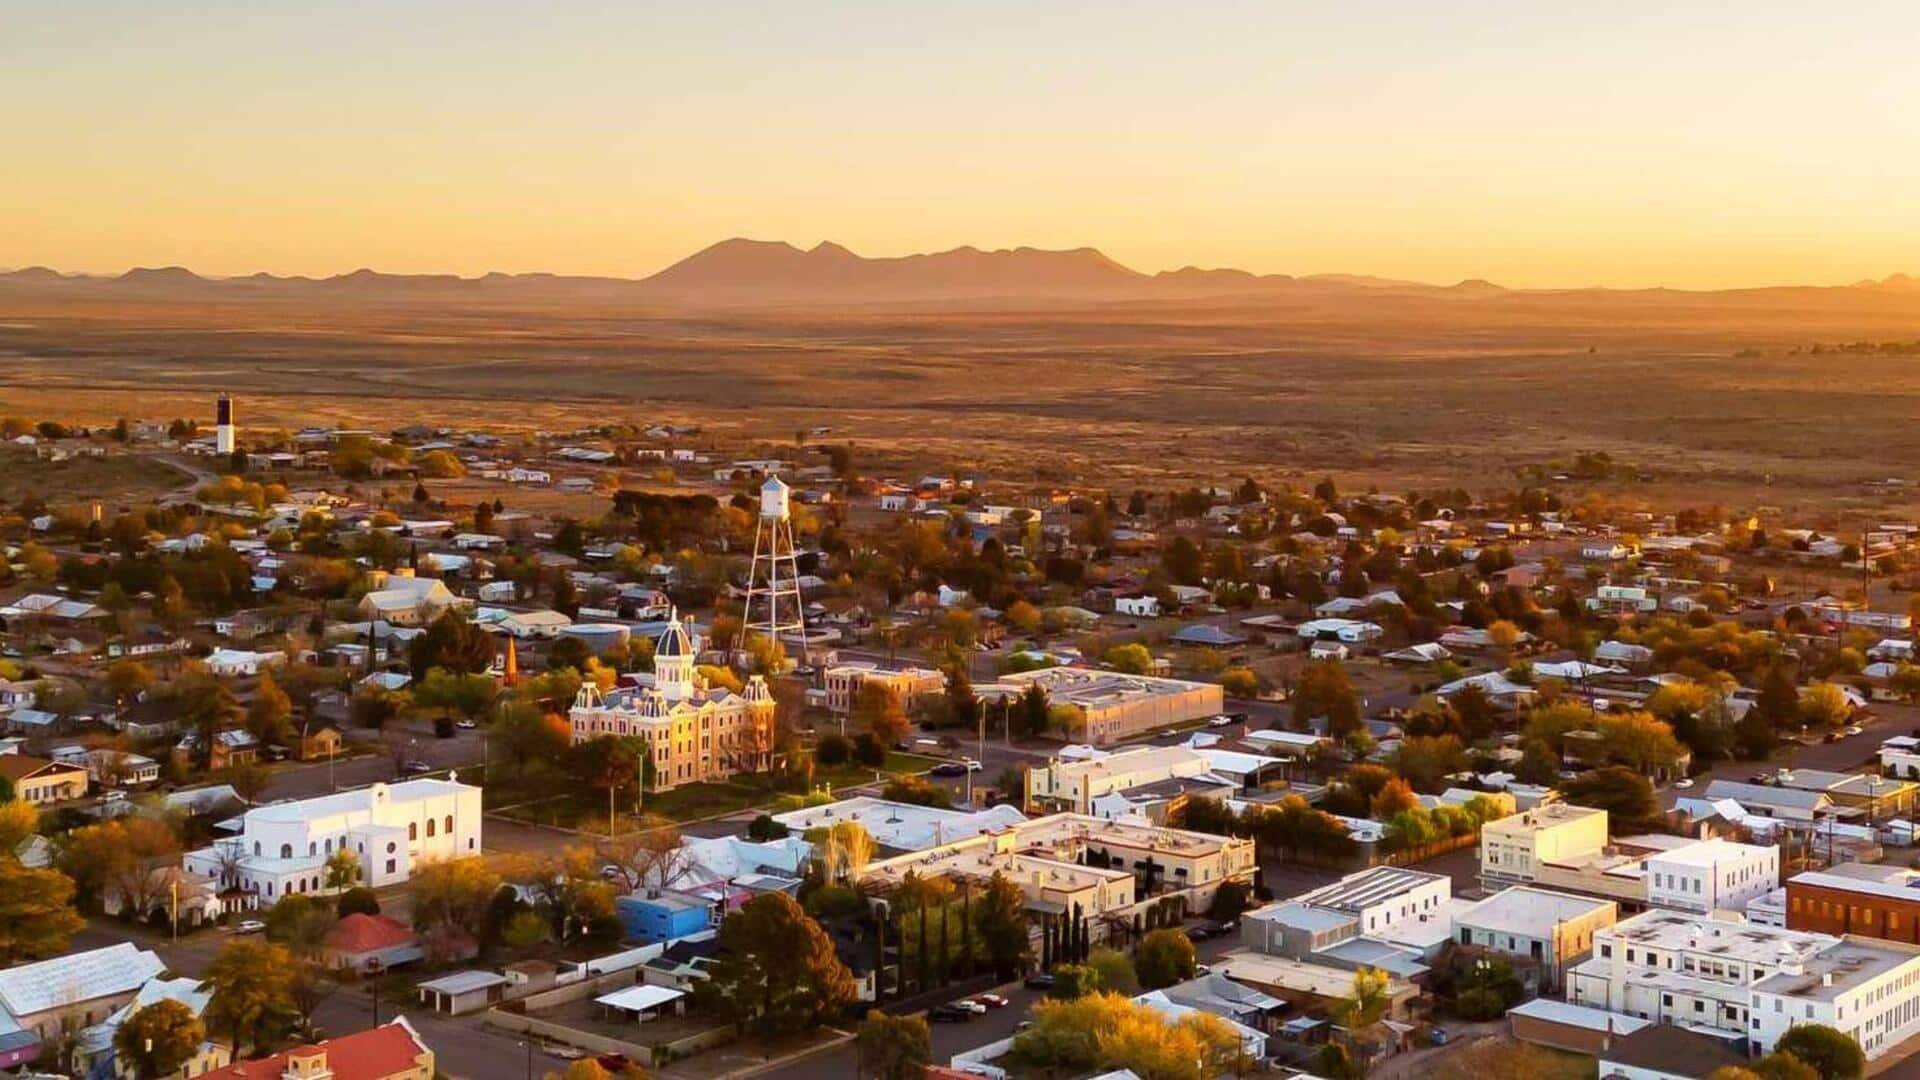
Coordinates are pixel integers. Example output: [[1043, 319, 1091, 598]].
[[414, 667, 496, 724], [1756, 662, 1800, 730], [407, 610, 496, 678], [855, 1011, 931, 1080], [974, 870, 1033, 980], [1558, 766, 1663, 832], [1052, 963, 1102, 999], [695, 892, 856, 1035], [1333, 966, 1391, 1029], [1162, 536, 1203, 586], [335, 887, 380, 917], [1774, 1026, 1865, 1080], [115, 999, 205, 1080], [1087, 947, 1139, 996], [204, 938, 300, 1053], [324, 849, 361, 890], [1104, 643, 1154, 675], [1135, 928, 1196, 990]]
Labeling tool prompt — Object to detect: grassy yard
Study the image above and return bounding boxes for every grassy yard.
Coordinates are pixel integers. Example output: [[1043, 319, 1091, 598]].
[[483, 751, 948, 829]]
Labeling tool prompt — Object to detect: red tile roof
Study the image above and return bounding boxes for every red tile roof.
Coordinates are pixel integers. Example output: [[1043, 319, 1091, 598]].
[[325, 914, 417, 955], [197, 1021, 429, 1080]]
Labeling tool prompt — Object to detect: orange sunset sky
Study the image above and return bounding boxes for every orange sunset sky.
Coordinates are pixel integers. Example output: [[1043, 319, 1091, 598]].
[[8, 2, 1920, 289]]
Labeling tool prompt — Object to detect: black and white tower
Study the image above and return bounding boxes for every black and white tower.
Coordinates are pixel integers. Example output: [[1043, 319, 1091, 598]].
[[215, 394, 236, 454], [744, 475, 806, 665]]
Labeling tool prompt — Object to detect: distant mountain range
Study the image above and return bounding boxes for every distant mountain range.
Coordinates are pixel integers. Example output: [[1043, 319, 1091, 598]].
[[4, 239, 1920, 308]]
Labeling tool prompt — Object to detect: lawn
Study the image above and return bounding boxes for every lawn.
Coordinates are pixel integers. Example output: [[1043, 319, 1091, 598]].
[[483, 752, 949, 829]]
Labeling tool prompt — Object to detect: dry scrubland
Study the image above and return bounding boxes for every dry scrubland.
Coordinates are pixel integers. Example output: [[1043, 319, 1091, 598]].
[[4, 289, 1920, 517]]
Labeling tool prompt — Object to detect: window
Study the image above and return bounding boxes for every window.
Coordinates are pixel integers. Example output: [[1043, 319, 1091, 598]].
[[386, 859, 396, 874], [445, 814, 454, 833], [409, 822, 418, 841], [426, 819, 436, 838], [280, 843, 292, 858]]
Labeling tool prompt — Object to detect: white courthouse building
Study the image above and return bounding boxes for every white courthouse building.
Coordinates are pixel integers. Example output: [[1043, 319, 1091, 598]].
[[184, 778, 482, 900]]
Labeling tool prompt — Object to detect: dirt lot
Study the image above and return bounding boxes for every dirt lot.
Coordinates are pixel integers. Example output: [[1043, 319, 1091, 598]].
[[7, 288, 1920, 514]]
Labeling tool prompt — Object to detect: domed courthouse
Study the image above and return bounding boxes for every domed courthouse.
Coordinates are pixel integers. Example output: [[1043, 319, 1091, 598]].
[[567, 614, 775, 789]]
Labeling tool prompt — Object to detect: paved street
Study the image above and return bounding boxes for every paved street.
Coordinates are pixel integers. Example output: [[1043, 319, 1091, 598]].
[[755, 932, 1249, 1080], [1659, 708, 1908, 809]]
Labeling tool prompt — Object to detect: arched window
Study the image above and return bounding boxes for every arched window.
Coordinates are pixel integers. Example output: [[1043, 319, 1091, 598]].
[[445, 815, 454, 833], [408, 822, 418, 841], [387, 842, 397, 854], [308, 842, 317, 856], [253, 842, 261, 856], [425, 819, 436, 838], [280, 844, 292, 859], [324, 838, 332, 853]]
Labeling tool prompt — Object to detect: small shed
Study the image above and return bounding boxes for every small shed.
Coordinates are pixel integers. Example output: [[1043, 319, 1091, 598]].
[[416, 970, 507, 1015]]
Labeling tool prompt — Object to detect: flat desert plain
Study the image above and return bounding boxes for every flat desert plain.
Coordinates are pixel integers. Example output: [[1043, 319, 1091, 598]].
[[3, 286, 1920, 519]]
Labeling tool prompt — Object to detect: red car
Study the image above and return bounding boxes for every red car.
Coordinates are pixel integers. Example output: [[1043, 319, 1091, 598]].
[[974, 993, 1010, 1009]]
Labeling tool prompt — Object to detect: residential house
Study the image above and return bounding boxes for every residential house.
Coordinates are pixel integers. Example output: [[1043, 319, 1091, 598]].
[[194, 1018, 433, 1080], [0, 754, 88, 804]]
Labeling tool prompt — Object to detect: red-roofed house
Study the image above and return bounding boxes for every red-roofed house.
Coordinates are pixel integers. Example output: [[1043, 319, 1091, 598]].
[[195, 1019, 432, 1080], [322, 915, 423, 974]]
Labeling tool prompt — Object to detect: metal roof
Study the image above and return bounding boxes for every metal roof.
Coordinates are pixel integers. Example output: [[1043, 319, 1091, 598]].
[[0, 943, 165, 1017]]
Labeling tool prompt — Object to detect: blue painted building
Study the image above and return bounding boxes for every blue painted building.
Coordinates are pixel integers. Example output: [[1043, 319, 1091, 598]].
[[615, 891, 711, 944]]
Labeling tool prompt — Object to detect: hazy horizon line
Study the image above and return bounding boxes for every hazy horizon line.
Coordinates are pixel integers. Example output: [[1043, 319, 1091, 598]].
[[4, 236, 1916, 295]]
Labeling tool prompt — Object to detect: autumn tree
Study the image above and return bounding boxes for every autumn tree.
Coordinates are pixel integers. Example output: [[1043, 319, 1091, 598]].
[[115, 999, 205, 1079], [411, 857, 503, 931], [204, 938, 300, 1053], [0, 859, 85, 962], [853, 682, 909, 750], [1292, 660, 1361, 738], [246, 670, 294, 745]]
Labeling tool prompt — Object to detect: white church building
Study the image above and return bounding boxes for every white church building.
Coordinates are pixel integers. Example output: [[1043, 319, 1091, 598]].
[[184, 778, 482, 900]]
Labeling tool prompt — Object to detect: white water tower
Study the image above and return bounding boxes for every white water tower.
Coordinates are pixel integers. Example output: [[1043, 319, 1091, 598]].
[[745, 474, 807, 664], [215, 394, 236, 454]]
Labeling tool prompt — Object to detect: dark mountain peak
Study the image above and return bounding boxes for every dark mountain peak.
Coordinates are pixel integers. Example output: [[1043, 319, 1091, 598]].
[[117, 266, 204, 285]]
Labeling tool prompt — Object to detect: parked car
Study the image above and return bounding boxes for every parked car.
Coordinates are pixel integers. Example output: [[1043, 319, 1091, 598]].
[[1845, 725, 1864, 737], [234, 920, 266, 935], [928, 1004, 973, 1022], [1023, 972, 1056, 990], [1673, 778, 1694, 789], [974, 993, 1009, 1009], [930, 762, 967, 777], [404, 760, 433, 774], [955, 999, 989, 1015], [1430, 1028, 1450, 1046], [1208, 715, 1236, 728], [456, 719, 478, 730], [1185, 926, 1213, 942]]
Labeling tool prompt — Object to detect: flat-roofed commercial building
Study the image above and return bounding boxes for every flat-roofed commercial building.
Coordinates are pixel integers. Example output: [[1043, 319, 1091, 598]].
[[1787, 863, 1920, 943], [1569, 908, 1920, 1061], [1480, 803, 1610, 889], [1456, 886, 1617, 987], [1000, 666, 1223, 746], [822, 661, 946, 715], [860, 811, 1256, 929]]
